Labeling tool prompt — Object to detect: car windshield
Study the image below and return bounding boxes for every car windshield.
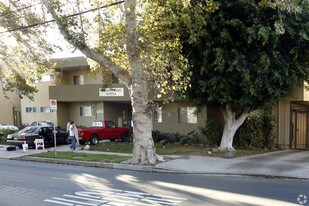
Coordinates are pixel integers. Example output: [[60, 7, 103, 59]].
[[19, 126, 38, 134]]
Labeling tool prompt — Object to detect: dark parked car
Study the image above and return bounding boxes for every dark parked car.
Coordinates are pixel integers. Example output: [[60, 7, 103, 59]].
[[6, 126, 68, 149]]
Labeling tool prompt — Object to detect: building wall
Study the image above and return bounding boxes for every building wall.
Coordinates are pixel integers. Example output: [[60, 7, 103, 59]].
[[273, 101, 291, 149], [0, 89, 21, 125], [153, 101, 207, 134], [67, 102, 96, 127], [56, 103, 70, 129], [21, 81, 55, 126], [104, 102, 131, 127]]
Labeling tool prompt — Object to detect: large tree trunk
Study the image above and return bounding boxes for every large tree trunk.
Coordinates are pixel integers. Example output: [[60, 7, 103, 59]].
[[44, 0, 157, 165], [125, 0, 156, 165], [129, 83, 156, 165], [219, 105, 250, 151]]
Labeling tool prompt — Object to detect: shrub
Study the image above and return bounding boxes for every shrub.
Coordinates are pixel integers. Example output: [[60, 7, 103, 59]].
[[179, 131, 201, 145], [0, 129, 18, 144], [152, 130, 184, 145], [234, 111, 276, 149], [199, 119, 220, 147]]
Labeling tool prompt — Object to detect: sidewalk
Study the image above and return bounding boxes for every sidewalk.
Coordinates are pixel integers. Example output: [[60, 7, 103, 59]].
[[156, 150, 309, 179], [1, 144, 308, 180]]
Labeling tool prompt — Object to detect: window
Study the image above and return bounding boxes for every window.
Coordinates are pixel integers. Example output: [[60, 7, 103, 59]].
[[26, 107, 51, 113], [42, 75, 54, 82], [154, 107, 162, 123], [92, 121, 103, 127], [74, 75, 84, 85], [112, 73, 119, 83], [80, 106, 95, 117], [178, 107, 197, 124], [33, 75, 54, 83], [40, 107, 51, 113], [106, 121, 116, 128]]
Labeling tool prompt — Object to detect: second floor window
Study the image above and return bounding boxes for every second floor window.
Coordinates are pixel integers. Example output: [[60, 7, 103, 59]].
[[74, 75, 84, 85], [112, 73, 119, 83]]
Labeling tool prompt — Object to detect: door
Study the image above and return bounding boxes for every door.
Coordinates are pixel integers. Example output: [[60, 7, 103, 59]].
[[291, 110, 309, 149], [13, 107, 21, 126]]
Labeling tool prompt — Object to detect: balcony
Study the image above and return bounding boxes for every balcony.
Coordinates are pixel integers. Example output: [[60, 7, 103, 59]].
[[49, 84, 131, 102]]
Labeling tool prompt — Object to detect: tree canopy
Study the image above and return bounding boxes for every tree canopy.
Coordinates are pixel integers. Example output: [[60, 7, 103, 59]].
[[180, 0, 309, 151], [41, 0, 219, 164], [182, 0, 309, 111], [0, 1, 55, 99]]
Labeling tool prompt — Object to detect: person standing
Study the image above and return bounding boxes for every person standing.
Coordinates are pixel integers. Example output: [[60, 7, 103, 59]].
[[68, 121, 78, 150], [67, 119, 71, 133]]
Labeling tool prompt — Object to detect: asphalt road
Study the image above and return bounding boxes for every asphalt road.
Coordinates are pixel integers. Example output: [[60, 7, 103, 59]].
[[0, 159, 308, 206]]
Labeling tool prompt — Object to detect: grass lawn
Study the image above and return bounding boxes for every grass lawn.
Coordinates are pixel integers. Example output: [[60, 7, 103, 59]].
[[90, 142, 212, 155], [27, 142, 275, 163], [91, 142, 274, 157], [28, 151, 130, 163]]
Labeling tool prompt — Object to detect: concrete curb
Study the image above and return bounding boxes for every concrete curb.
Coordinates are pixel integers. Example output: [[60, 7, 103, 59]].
[[12, 156, 175, 173], [11, 156, 309, 180]]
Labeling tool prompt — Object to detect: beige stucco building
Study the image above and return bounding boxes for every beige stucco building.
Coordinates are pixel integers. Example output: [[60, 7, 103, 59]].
[[16, 56, 309, 149], [0, 87, 21, 126], [20, 56, 207, 136]]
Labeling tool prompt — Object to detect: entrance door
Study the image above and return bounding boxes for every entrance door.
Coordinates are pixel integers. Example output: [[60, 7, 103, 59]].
[[13, 107, 21, 127], [291, 110, 309, 149]]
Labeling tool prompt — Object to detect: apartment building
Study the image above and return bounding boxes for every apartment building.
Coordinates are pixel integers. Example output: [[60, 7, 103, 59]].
[[21, 56, 207, 135], [19, 55, 309, 149]]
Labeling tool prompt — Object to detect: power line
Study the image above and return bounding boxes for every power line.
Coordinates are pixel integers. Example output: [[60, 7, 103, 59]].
[[0, 0, 124, 34], [0, 2, 42, 18]]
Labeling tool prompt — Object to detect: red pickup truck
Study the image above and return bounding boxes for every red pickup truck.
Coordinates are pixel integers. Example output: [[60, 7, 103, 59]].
[[78, 120, 131, 145]]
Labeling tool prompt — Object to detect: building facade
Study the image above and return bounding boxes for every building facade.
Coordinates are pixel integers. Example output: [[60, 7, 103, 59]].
[[21, 56, 207, 135], [18, 56, 309, 149], [273, 83, 309, 149]]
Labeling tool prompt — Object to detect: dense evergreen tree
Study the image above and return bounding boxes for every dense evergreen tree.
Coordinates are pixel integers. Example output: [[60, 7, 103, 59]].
[[181, 0, 309, 151]]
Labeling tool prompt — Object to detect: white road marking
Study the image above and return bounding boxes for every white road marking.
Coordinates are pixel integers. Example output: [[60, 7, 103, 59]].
[[44, 188, 187, 205]]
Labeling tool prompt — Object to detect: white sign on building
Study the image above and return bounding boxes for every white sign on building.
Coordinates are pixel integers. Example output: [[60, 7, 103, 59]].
[[99, 88, 124, 97]]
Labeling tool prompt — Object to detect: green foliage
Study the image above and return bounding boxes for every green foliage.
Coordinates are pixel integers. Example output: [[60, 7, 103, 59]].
[[199, 119, 220, 147], [0, 129, 18, 144], [234, 111, 276, 149], [152, 130, 209, 146], [152, 130, 183, 145], [179, 130, 201, 145], [180, 0, 309, 111], [29, 151, 130, 163], [0, 1, 55, 100]]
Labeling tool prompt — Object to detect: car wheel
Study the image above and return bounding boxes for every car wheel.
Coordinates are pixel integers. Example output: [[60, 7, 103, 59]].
[[121, 133, 130, 142], [79, 140, 86, 145], [89, 135, 99, 145]]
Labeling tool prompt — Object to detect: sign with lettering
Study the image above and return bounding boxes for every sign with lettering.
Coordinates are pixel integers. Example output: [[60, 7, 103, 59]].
[[99, 88, 124, 97]]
